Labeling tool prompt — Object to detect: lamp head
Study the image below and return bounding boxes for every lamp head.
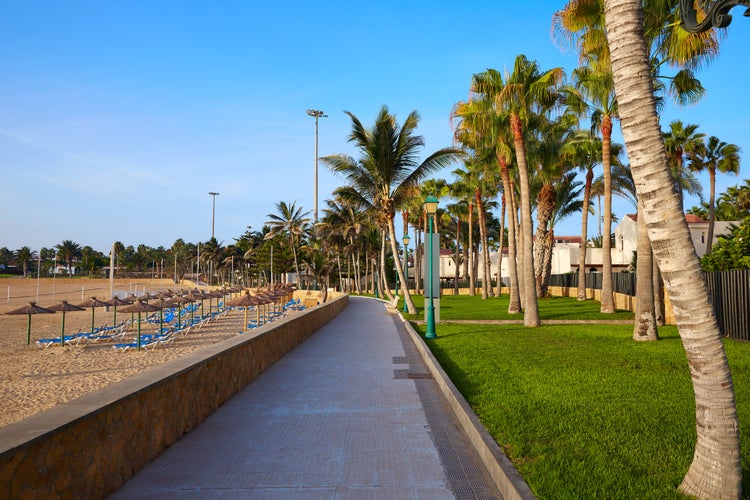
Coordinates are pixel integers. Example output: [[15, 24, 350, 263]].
[[423, 195, 439, 215], [403, 233, 411, 246]]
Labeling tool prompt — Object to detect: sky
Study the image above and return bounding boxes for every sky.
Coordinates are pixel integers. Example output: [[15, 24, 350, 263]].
[[1, 1, 749, 254]]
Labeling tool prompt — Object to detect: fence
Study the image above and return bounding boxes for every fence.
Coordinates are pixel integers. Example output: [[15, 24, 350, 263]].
[[550, 271, 750, 341]]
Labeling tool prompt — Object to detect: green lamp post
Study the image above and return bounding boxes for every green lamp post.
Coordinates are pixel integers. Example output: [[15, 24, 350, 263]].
[[424, 195, 438, 339], [402, 233, 411, 314]]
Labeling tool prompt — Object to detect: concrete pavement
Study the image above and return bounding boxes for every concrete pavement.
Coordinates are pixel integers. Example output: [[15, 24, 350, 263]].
[[110, 296, 502, 499]]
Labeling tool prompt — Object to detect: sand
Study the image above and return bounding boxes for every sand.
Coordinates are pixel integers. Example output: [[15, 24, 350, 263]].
[[0, 277, 258, 429]]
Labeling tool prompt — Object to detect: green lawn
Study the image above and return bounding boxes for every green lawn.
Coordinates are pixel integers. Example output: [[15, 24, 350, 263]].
[[406, 295, 750, 498]]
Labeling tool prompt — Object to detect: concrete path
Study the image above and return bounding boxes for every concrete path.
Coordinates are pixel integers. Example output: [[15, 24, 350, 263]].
[[111, 296, 501, 499]]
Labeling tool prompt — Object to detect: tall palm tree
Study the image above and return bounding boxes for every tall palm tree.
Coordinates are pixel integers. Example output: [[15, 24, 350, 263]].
[[691, 135, 741, 252], [55, 240, 81, 276], [265, 200, 312, 281], [15, 246, 33, 277], [322, 106, 461, 314], [496, 55, 564, 326], [663, 120, 705, 210], [604, 0, 741, 496]]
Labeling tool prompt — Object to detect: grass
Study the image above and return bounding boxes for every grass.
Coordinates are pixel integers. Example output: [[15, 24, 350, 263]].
[[407, 298, 750, 498], [403, 292, 635, 321]]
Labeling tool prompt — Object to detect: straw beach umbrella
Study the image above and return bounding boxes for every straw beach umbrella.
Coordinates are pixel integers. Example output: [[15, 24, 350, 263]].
[[48, 300, 86, 347], [227, 291, 259, 332], [5, 302, 55, 345], [104, 296, 131, 327], [119, 298, 161, 351], [77, 296, 110, 334]]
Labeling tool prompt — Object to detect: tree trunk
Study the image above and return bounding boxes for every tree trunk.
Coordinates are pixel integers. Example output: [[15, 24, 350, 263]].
[[496, 192, 506, 297], [468, 200, 475, 296], [653, 259, 665, 326], [707, 167, 716, 253], [534, 183, 556, 298], [511, 113, 539, 326], [605, 1, 741, 496], [540, 229, 555, 296], [578, 167, 593, 300], [454, 219, 461, 295], [476, 188, 491, 299], [499, 156, 521, 313], [600, 115, 615, 313], [379, 232, 395, 302], [388, 217, 416, 313], [633, 202, 658, 341]]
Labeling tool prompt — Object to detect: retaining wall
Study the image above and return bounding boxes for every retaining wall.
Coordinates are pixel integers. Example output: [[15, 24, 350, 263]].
[[0, 295, 349, 498]]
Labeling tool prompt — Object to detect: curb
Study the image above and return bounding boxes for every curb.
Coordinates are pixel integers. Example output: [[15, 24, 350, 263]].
[[395, 308, 537, 500]]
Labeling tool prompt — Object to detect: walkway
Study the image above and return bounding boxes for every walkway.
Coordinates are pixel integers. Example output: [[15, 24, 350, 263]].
[[110, 296, 502, 499]]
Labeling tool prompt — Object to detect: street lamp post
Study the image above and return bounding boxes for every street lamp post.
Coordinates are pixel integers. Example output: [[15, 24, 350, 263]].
[[679, 0, 750, 32], [424, 195, 438, 339], [208, 192, 220, 240], [403, 233, 411, 314], [306, 109, 327, 223]]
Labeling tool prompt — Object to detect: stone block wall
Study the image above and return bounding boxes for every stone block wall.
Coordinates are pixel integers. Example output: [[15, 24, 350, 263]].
[[0, 295, 348, 498]]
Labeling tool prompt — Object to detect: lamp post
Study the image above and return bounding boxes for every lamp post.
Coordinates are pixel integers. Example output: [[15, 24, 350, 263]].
[[306, 109, 327, 223], [424, 195, 438, 339], [402, 233, 410, 314], [208, 192, 219, 239], [679, 0, 750, 32]]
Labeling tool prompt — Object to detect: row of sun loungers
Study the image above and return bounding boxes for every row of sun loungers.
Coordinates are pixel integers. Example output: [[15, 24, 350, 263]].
[[36, 321, 131, 347]]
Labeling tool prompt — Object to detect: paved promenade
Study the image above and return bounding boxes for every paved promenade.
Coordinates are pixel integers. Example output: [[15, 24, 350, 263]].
[[110, 296, 502, 499]]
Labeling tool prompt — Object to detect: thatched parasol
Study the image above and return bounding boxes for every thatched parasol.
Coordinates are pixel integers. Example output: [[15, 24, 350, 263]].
[[227, 291, 260, 332], [119, 298, 161, 351], [168, 294, 194, 329], [48, 300, 86, 347], [104, 296, 131, 327], [148, 297, 173, 334], [5, 302, 55, 345], [77, 296, 110, 334]]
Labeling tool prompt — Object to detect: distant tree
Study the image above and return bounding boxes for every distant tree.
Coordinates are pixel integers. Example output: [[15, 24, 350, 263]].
[[265, 200, 312, 280], [0, 247, 13, 268], [13, 247, 33, 276], [55, 240, 81, 276]]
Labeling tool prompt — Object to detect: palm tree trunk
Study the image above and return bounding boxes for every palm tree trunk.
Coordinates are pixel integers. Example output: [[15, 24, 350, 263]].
[[707, 168, 716, 253], [534, 183, 556, 298], [379, 232, 395, 302], [454, 219, 461, 295], [633, 201, 658, 341], [499, 157, 521, 313], [600, 115, 615, 313], [476, 189, 492, 298], [511, 113, 539, 326], [605, 1, 741, 496], [496, 192, 506, 297], [468, 200, 475, 295], [540, 229, 555, 295], [388, 217, 416, 313], [578, 167, 593, 300]]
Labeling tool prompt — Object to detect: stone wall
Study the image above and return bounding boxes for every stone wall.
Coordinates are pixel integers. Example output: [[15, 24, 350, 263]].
[[0, 295, 348, 498]]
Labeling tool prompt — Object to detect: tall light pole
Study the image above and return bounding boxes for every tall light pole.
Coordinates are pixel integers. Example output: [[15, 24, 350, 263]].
[[208, 192, 220, 239], [424, 195, 439, 339], [306, 109, 327, 223], [403, 233, 411, 314]]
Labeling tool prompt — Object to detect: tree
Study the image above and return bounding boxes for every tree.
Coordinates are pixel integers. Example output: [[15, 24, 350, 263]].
[[691, 135, 741, 252], [322, 106, 461, 314], [701, 218, 750, 271], [604, 0, 741, 496], [265, 200, 312, 281], [496, 55, 564, 326], [663, 120, 705, 210], [55, 240, 81, 276], [14, 246, 33, 277]]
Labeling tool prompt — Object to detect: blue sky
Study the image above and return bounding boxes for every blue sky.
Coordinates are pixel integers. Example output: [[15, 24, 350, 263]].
[[1, 1, 748, 253]]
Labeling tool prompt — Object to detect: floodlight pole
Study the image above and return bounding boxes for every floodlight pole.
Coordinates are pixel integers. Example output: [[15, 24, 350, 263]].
[[209, 192, 220, 239], [306, 109, 327, 223]]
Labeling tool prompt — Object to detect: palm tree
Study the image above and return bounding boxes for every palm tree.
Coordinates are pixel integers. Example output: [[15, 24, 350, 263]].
[[604, 0, 741, 496], [691, 135, 741, 252], [265, 200, 312, 281], [55, 240, 81, 276], [322, 106, 461, 314], [14, 247, 33, 277], [496, 55, 564, 326], [663, 120, 705, 210]]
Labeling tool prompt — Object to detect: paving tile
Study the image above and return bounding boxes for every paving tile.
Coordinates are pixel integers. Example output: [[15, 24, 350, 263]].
[[110, 297, 501, 499]]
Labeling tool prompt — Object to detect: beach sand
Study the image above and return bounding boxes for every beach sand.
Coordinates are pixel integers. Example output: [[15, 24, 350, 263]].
[[0, 277, 257, 429]]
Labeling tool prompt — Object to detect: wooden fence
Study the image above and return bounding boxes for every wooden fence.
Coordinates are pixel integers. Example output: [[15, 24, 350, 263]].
[[550, 270, 750, 341]]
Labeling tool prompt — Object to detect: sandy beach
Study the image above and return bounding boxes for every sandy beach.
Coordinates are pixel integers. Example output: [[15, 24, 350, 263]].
[[0, 277, 265, 429]]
